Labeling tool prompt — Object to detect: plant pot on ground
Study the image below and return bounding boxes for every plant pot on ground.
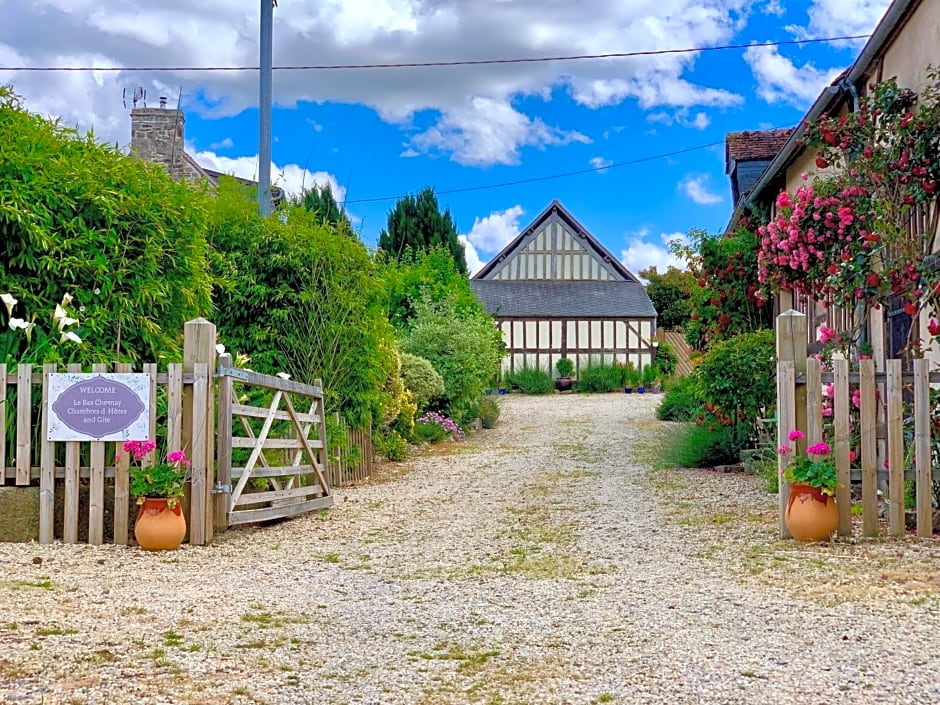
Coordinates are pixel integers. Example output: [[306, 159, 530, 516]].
[[122, 440, 189, 551], [779, 430, 839, 542], [555, 357, 574, 392]]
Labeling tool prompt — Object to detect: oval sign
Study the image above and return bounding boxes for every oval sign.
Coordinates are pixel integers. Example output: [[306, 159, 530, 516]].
[[50, 374, 147, 439]]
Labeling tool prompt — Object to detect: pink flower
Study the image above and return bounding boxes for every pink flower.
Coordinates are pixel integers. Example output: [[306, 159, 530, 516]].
[[788, 430, 805, 442], [851, 388, 861, 409], [807, 442, 831, 456], [817, 325, 836, 344], [822, 383, 835, 398], [167, 450, 188, 463]]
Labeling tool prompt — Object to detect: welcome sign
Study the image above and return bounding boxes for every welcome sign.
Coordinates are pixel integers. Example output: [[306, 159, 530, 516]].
[[47, 373, 150, 442]]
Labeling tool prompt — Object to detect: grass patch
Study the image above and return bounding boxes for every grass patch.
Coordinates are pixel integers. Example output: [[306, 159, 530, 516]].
[[0, 576, 54, 590]]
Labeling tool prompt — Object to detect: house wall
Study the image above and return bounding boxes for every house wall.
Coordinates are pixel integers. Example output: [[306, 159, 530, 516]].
[[879, 0, 940, 91], [130, 108, 206, 184], [497, 317, 654, 377]]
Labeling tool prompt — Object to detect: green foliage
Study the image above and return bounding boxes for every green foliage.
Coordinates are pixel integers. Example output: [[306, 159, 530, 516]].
[[651, 342, 678, 380], [1, 293, 84, 366], [400, 353, 445, 411], [555, 357, 574, 378], [661, 423, 739, 468], [576, 359, 622, 392], [475, 396, 501, 429], [781, 434, 838, 494], [411, 420, 450, 444], [656, 374, 703, 421], [123, 441, 188, 507], [380, 246, 479, 330], [674, 226, 772, 351], [401, 294, 505, 425], [503, 364, 554, 395], [207, 181, 398, 426], [695, 329, 776, 459], [641, 364, 657, 388], [297, 183, 352, 234], [374, 430, 409, 462], [0, 86, 212, 365], [378, 188, 467, 275], [639, 265, 697, 330]]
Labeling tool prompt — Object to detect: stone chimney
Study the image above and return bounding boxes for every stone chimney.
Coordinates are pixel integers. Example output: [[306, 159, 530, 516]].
[[130, 103, 207, 183]]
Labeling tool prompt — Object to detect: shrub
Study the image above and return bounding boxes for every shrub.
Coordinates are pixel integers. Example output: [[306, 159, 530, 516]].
[[402, 294, 505, 425], [656, 374, 703, 421], [661, 423, 739, 468], [412, 420, 449, 444], [695, 329, 776, 459], [400, 352, 445, 410], [651, 341, 678, 380], [577, 359, 622, 392], [476, 396, 501, 429], [503, 364, 554, 395], [413, 411, 463, 442], [555, 357, 574, 377], [374, 430, 409, 462]]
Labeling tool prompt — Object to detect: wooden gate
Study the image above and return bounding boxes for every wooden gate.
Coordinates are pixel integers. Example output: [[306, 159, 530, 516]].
[[216, 353, 332, 526]]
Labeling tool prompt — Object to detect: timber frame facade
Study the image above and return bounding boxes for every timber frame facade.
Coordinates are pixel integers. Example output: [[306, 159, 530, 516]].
[[471, 200, 658, 377]]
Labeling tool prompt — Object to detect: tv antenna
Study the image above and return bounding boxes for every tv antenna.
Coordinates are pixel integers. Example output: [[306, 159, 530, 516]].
[[122, 86, 147, 109]]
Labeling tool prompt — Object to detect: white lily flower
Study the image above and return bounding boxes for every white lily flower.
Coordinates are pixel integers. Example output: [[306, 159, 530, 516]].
[[8, 317, 29, 331], [61, 292, 74, 306], [60, 331, 83, 344], [1, 293, 17, 317], [53, 303, 67, 321], [57, 316, 78, 332], [276, 372, 291, 380], [215, 344, 226, 355]]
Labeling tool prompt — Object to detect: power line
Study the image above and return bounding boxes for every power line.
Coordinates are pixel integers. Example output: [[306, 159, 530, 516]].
[[339, 139, 729, 206], [0, 35, 870, 73]]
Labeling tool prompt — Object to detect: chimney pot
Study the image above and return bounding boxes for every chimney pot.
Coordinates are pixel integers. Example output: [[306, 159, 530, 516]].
[[159, 96, 168, 108]]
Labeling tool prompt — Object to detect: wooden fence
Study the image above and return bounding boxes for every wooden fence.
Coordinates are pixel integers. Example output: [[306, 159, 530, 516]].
[[329, 414, 374, 486], [777, 310, 938, 539], [0, 319, 215, 545]]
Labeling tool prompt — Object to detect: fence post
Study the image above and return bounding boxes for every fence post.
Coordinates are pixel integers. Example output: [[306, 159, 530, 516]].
[[215, 352, 233, 535], [182, 318, 216, 546], [776, 310, 807, 539], [914, 359, 932, 538]]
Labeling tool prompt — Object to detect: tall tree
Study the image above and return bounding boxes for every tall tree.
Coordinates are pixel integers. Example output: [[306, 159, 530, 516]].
[[299, 183, 352, 234], [639, 265, 697, 330], [378, 188, 468, 274]]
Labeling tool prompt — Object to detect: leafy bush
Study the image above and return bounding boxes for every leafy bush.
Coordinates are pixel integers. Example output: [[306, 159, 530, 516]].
[[207, 182, 398, 427], [555, 357, 574, 377], [656, 374, 703, 421], [577, 359, 622, 392], [0, 87, 212, 365], [661, 423, 739, 468], [695, 329, 776, 459], [374, 430, 409, 462], [503, 364, 554, 394], [476, 396, 501, 429], [401, 294, 505, 425], [415, 411, 464, 441], [651, 341, 678, 380], [400, 352, 445, 410], [412, 420, 449, 443]]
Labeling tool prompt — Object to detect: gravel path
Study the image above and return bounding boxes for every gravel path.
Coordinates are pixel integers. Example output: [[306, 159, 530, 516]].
[[1, 394, 939, 705]]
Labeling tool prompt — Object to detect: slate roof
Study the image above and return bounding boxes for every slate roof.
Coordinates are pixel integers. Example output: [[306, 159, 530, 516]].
[[725, 128, 794, 173], [470, 280, 657, 318]]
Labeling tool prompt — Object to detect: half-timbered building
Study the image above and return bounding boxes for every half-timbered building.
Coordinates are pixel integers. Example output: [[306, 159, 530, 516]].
[[470, 200, 658, 377]]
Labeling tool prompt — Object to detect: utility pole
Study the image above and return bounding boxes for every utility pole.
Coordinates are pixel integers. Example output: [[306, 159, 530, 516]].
[[258, 0, 274, 216]]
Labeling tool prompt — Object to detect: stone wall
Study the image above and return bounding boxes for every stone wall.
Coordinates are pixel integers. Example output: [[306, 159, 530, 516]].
[[130, 108, 207, 184]]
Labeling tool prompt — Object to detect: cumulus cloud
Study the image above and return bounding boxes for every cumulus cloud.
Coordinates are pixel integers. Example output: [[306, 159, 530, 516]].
[[620, 229, 689, 278], [463, 205, 525, 255], [646, 108, 711, 130], [459, 236, 486, 277], [744, 45, 843, 107], [590, 156, 613, 170], [1, 0, 753, 164], [788, 0, 891, 41], [680, 174, 723, 205], [191, 147, 346, 201]]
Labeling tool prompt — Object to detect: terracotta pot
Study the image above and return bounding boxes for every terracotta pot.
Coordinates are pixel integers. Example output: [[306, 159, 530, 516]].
[[785, 483, 838, 542], [134, 498, 186, 551], [556, 377, 573, 392]]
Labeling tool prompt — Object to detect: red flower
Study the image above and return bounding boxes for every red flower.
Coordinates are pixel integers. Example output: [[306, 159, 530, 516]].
[[903, 301, 917, 316], [815, 155, 829, 169], [866, 272, 880, 288], [929, 318, 940, 337]]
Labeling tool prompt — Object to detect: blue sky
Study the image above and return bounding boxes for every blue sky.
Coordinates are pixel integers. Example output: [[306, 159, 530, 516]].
[[1, 0, 892, 275]]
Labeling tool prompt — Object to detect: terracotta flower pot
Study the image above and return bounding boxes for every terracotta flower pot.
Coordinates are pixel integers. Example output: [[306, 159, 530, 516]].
[[134, 498, 186, 551], [785, 483, 838, 542]]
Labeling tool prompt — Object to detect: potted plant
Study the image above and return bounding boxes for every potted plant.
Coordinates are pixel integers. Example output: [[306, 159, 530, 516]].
[[622, 364, 638, 394], [121, 440, 190, 551], [640, 365, 657, 394], [555, 357, 574, 392], [778, 430, 839, 541]]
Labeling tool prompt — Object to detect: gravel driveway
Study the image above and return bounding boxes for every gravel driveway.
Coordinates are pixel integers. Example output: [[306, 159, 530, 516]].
[[1, 393, 939, 704]]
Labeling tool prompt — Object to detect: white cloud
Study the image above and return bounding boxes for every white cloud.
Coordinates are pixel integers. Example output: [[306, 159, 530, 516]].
[[463, 205, 524, 254], [646, 108, 711, 130], [789, 0, 891, 40], [744, 45, 843, 107], [680, 174, 723, 205], [763, 0, 785, 17], [690, 111, 710, 129], [620, 229, 689, 278], [410, 97, 590, 166], [209, 137, 234, 150], [459, 236, 486, 277], [590, 156, 613, 171], [191, 148, 346, 202], [1, 0, 754, 164]]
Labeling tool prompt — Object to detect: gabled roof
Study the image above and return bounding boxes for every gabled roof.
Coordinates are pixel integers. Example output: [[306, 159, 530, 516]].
[[472, 199, 641, 283], [725, 129, 794, 174], [471, 280, 656, 318]]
